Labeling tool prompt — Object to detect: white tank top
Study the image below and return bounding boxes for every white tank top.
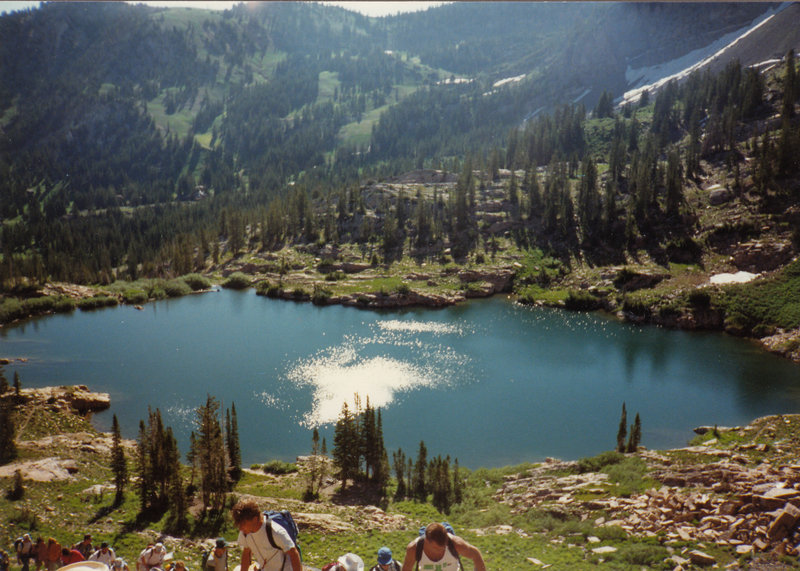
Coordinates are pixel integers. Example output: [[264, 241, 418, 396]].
[[416, 537, 461, 570]]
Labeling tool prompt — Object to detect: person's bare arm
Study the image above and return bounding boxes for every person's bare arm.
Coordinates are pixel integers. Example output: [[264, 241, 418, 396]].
[[453, 536, 486, 571], [240, 548, 251, 571], [400, 540, 418, 571], [286, 547, 301, 571]]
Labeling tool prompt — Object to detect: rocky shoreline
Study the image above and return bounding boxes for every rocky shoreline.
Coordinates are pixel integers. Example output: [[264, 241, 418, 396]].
[[0, 384, 110, 414]]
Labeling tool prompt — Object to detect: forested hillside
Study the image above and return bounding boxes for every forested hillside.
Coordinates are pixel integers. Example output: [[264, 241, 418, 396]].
[[0, 1, 797, 313]]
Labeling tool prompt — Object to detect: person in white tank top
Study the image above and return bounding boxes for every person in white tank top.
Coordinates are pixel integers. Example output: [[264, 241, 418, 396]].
[[400, 523, 486, 571]]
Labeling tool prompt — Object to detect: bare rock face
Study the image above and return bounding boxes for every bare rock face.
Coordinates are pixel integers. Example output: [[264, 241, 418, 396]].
[[457, 267, 515, 294], [731, 240, 794, 272], [3, 385, 110, 413]]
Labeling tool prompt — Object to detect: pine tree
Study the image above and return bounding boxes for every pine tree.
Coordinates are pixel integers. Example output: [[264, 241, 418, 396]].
[[13, 371, 21, 396], [333, 401, 359, 490], [306, 428, 321, 500], [577, 157, 600, 239], [452, 458, 463, 506], [0, 373, 8, 394], [616, 403, 627, 453], [0, 398, 17, 465], [196, 395, 228, 511], [665, 148, 684, 216], [626, 413, 642, 453], [412, 440, 428, 502], [137, 419, 150, 511], [393, 448, 407, 500], [783, 49, 797, 120], [226, 402, 242, 483], [111, 414, 128, 504]]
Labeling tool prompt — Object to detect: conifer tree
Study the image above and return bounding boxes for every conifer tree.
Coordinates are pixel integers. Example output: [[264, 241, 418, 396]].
[[0, 372, 8, 394], [783, 49, 797, 120], [137, 420, 150, 511], [577, 157, 600, 239], [226, 402, 242, 483], [333, 401, 359, 490], [196, 395, 228, 511], [111, 414, 128, 504], [616, 403, 627, 453], [665, 148, 684, 216], [626, 413, 642, 453], [412, 440, 428, 502], [0, 398, 17, 465], [13, 371, 21, 396], [452, 458, 463, 506], [393, 448, 407, 500]]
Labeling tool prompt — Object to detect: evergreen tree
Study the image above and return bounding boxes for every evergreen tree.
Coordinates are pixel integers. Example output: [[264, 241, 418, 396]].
[[333, 401, 359, 490], [783, 49, 797, 120], [0, 373, 8, 394], [412, 440, 428, 502], [137, 420, 150, 512], [616, 402, 627, 453], [393, 448, 407, 500], [665, 148, 684, 216], [226, 402, 242, 483], [452, 458, 464, 506], [577, 157, 600, 239], [13, 372, 21, 396], [429, 455, 452, 514], [305, 427, 322, 500], [111, 414, 128, 504], [196, 395, 228, 511], [0, 398, 17, 465], [626, 413, 642, 453]]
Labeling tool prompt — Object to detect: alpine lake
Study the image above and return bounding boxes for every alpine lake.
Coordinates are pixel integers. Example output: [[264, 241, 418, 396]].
[[3, 289, 799, 469]]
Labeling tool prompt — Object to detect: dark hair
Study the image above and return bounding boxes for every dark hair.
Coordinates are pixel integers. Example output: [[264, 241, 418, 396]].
[[231, 500, 261, 525], [61, 549, 70, 556], [424, 523, 448, 546]]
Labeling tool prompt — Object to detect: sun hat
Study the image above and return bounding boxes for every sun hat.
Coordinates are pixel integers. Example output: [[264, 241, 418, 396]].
[[377, 547, 392, 565], [336, 553, 364, 571]]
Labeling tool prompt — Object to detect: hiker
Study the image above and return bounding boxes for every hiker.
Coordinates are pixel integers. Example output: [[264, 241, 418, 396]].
[[336, 553, 364, 571], [73, 535, 94, 560], [14, 534, 34, 571], [231, 499, 302, 571], [61, 547, 85, 566], [0, 548, 10, 571], [89, 542, 116, 567], [137, 543, 167, 571], [171, 560, 187, 571], [34, 537, 47, 571], [401, 523, 486, 571], [112, 558, 131, 571], [44, 538, 61, 571], [203, 538, 228, 571], [370, 547, 400, 571]]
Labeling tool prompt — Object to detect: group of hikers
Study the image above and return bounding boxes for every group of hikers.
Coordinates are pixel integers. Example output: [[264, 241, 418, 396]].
[[7, 499, 485, 571], [230, 499, 486, 571]]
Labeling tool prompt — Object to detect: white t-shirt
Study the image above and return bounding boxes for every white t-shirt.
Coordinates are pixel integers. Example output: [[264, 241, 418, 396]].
[[90, 548, 117, 567], [237, 517, 295, 571], [416, 537, 461, 571]]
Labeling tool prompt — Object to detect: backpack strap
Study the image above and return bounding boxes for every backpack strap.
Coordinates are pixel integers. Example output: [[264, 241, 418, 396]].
[[264, 521, 287, 568]]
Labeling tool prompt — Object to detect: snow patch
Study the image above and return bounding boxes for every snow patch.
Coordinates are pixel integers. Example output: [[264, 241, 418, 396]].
[[709, 271, 759, 284], [493, 74, 526, 88], [621, 3, 789, 105]]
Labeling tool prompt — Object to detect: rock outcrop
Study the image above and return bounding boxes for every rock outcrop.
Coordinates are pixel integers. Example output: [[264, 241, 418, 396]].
[[2, 385, 110, 413]]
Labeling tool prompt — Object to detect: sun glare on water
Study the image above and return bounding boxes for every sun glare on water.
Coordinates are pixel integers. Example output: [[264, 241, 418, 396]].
[[281, 319, 470, 427]]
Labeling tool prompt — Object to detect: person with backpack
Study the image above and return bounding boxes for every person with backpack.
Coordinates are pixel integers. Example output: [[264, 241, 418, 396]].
[[231, 500, 301, 571], [14, 534, 34, 571], [370, 547, 400, 571], [203, 538, 228, 571], [400, 523, 486, 571]]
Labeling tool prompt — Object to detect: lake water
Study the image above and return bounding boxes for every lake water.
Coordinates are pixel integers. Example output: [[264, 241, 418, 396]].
[[2, 289, 799, 468]]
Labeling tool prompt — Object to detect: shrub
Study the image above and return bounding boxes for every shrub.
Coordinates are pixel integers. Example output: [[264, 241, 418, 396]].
[[182, 273, 211, 291], [22, 296, 57, 314], [397, 283, 411, 296], [121, 289, 148, 304], [292, 287, 309, 300], [312, 287, 332, 305], [222, 272, 251, 289], [260, 460, 298, 475], [688, 289, 711, 308], [0, 298, 25, 323], [325, 270, 345, 282], [53, 298, 75, 313], [163, 279, 192, 297], [577, 450, 624, 473]]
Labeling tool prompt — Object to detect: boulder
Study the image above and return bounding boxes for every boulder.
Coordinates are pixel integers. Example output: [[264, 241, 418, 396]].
[[688, 550, 716, 566]]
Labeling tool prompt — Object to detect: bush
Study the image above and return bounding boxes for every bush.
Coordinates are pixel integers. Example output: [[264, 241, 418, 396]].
[[324, 270, 345, 282], [182, 273, 211, 291], [312, 287, 332, 305], [163, 279, 192, 297], [397, 283, 411, 296], [577, 450, 624, 473], [222, 272, 251, 289], [688, 289, 711, 308], [0, 298, 25, 323], [53, 298, 75, 313], [292, 287, 309, 300], [260, 460, 298, 475], [122, 289, 148, 304], [22, 296, 57, 314]]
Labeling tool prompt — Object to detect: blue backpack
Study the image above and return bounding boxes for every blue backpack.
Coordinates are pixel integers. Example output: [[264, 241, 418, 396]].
[[263, 510, 301, 562]]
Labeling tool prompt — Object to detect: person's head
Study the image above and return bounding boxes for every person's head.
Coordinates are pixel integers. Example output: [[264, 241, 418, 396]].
[[214, 538, 227, 554], [83, 535, 92, 543], [231, 500, 262, 534], [23, 534, 31, 542], [101, 542, 110, 552], [48, 538, 56, 545], [424, 523, 448, 547], [376, 547, 393, 568], [173, 561, 185, 571], [61, 549, 70, 557]]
